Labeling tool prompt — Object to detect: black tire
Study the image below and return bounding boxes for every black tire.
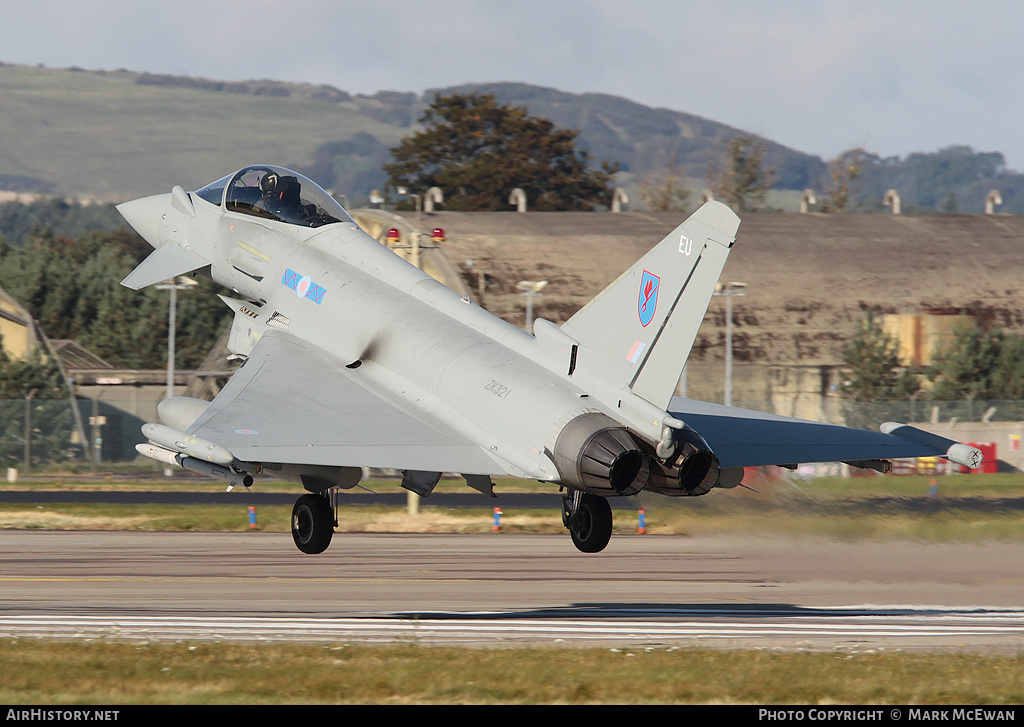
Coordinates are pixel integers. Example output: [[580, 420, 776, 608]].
[[291, 494, 334, 554], [569, 493, 613, 553]]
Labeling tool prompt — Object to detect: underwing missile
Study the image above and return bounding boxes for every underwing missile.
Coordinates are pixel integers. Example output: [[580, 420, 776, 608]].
[[141, 423, 235, 466], [135, 443, 253, 489]]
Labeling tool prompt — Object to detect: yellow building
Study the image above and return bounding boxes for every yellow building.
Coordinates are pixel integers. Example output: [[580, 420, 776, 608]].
[[0, 286, 39, 360], [881, 313, 964, 367]]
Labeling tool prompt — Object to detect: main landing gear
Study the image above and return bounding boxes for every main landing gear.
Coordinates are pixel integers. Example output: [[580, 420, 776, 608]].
[[562, 489, 613, 553], [291, 486, 617, 556], [291, 492, 335, 554]]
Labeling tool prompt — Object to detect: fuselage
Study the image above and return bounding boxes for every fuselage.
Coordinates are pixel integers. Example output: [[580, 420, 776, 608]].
[[179, 191, 618, 480], [118, 165, 680, 496]]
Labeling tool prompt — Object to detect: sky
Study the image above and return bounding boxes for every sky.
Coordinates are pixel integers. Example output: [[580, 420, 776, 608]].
[[5, 0, 1024, 170]]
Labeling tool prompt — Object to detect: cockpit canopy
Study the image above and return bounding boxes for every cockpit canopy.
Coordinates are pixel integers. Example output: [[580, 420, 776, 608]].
[[195, 165, 354, 229]]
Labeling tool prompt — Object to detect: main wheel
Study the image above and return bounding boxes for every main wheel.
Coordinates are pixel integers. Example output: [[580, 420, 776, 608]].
[[291, 494, 334, 554], [568, 493, 613, 553]]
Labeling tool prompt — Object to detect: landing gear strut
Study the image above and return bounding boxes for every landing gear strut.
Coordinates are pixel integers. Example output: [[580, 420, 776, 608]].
[[291, 492, 335, 554], [562, 490, 613, 553]]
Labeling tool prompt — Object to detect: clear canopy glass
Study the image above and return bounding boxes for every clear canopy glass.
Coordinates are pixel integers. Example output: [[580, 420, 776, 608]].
[[195, 165, 353, 229]]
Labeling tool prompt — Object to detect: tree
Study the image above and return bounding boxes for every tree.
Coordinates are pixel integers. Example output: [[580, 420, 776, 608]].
[[637, 149, 690, 212], [991, 332, 1024, 400], [842, 313, 919, 400], [840, 312, 919, 428], [0, 229, 229, 370], [301, 133, 390, 204], [825, 148, 864, 212], [926, 318, 1003, 401], [921, 318, 1024, 420], [383, 92, 620, 211], [839, 145, 1024, 213], [0, 346, 64, 400], [706, 137, 776, 213]]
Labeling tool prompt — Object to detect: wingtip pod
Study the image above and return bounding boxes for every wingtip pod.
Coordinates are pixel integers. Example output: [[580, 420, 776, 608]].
[[880, 422, 984, 469], [946, 442, 985, 469]]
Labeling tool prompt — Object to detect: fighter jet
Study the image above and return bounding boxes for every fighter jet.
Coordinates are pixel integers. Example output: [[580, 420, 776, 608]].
[[118, 165, 982, 555]]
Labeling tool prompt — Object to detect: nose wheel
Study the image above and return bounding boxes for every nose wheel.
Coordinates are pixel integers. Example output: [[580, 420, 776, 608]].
[[291, 493, 335, 554], [562, 490, 613, 553]]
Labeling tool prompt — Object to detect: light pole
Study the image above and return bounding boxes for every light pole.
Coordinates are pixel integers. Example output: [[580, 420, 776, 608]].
[[155, 276, 197, 476], [714, 281, 746, 407], [517, 280, 548, 331], [156, 276, 198, 401], [23, 388, 37, 472]]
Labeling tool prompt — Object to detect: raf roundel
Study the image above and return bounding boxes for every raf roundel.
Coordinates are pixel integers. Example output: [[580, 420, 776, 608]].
[[281, 268, 327, 305]]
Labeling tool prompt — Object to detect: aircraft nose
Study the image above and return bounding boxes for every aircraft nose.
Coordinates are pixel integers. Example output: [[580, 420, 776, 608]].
[[117, 193, 170, 249]]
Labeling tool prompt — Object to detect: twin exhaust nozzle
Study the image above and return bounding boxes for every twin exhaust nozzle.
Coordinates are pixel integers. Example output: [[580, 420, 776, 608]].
[[551, 412, 724, 497]]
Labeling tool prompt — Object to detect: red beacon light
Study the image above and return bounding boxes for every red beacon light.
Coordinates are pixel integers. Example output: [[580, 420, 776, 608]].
[[431, 227, 445, 243], [386, 228, 401, 244]]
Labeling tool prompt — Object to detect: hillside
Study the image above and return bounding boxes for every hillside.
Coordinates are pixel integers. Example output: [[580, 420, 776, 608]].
[[5, 63, 1024, 214], [0, 63, 822, 204], [0, 64, 408, 201]]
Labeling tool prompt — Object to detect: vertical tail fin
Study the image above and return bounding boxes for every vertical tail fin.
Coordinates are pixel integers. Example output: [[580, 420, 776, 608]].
[[561, 201, 740, 409]]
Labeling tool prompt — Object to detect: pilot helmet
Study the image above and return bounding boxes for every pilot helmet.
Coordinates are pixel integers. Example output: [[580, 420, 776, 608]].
[[260, 172, 280, 194]]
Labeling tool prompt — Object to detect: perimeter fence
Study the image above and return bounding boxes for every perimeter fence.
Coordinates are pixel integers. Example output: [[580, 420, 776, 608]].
[[0, 396, 145, 472]]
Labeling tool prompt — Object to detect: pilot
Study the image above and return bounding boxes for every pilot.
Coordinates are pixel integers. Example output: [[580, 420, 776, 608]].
[[258, 172, 304, 223]]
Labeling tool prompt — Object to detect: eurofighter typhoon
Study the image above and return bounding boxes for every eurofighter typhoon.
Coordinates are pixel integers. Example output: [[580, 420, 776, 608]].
[[118, 165, 982, 554]]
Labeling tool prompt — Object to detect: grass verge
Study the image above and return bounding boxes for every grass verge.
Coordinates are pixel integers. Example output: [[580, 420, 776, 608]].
[[1, 640, 1022, 704]]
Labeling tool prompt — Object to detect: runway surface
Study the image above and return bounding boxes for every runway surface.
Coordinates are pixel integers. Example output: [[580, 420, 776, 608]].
[[1, 530, 1022, 651]]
